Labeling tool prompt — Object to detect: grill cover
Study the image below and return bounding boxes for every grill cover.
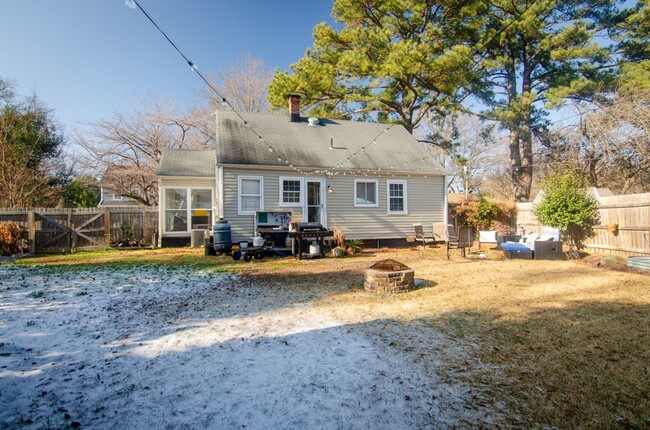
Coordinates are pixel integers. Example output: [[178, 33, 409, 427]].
[[294, 222, 324, 231]]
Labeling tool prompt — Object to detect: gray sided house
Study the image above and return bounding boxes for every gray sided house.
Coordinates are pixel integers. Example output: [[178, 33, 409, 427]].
[[157, 97, 447, 247], [98, 166, 140, 207]]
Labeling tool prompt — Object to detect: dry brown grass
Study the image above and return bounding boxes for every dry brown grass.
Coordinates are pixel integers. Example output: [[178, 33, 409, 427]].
[[233, 246, 650, 428], [15, 245, 650, 428]]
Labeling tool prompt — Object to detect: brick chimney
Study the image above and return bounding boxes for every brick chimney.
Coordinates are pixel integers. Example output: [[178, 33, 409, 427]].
[[288, 94, 301, 122]]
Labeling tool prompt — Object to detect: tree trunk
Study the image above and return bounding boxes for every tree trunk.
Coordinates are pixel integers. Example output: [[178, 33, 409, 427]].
[[516, 42, 533, 202], [516, 113, 533, 202], [506, 59, 531, 202]]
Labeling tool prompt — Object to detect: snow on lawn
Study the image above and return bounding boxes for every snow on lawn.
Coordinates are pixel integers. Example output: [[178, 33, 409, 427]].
[[0, 263, 496, 429]]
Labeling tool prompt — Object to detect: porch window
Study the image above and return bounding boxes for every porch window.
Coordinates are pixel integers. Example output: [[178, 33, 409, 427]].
[[280, 177, 302, 206], [238, 176, 264, 215], [163, 188, 213, 233], [164, 188, 188, 232], [354, 179, 378, 207], [387, 180, 407, 214], [190, 189, 213, 229]]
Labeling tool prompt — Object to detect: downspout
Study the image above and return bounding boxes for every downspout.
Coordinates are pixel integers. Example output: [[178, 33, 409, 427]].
[[215, 110, 224, 221], [157, 178, 163, 248], [444, 174, 450, 227], [218, 166, 224, 220]]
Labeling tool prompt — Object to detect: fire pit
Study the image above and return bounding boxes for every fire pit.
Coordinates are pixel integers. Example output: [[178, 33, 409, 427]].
[[364, 259, 415, 293]]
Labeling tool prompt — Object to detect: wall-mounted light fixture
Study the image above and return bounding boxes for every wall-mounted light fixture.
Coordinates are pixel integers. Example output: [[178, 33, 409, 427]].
[[327, 185, 333, 194]]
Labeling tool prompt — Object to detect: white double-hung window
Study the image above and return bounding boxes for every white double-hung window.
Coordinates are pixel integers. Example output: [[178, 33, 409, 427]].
[[238, 176, 264, 215], [354, 179, 378, 207], [387, 180, 407, 214], [279, 177, 302, 206]]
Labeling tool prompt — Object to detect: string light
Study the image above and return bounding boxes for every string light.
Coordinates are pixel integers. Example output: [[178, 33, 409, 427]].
[[127, 0, 445, 179], [128, 0, 557, 182]]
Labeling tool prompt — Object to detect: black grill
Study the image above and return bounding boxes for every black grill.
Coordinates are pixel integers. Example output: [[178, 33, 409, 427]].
[[288, 222, 334, 260], [293, 222, 325, 232]]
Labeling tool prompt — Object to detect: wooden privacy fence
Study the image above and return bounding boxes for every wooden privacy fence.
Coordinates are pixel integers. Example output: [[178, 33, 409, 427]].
[[0, 207, 159, 253], [517, 193, 650, 257]]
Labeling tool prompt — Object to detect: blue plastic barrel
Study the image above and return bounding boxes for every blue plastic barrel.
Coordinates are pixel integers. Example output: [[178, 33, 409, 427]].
[[213, 220, 232, 253]]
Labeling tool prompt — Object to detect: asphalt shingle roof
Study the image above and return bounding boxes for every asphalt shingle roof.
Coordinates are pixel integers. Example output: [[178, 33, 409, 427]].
[[157, 148, 216, 177], [216, 111, 445, 175]]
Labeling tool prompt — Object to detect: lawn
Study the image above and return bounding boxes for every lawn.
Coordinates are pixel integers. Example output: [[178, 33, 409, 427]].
[[2, 246, 649, 429]]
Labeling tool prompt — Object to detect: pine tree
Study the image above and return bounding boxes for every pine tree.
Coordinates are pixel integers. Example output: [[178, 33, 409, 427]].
[[479, 0, 617, 201], [268, 0, 488, 134]]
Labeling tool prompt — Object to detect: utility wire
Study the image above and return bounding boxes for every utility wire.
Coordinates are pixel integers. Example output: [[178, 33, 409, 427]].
[[127, 0, 559, 178], [128, 0, 397, 177], [129, 1, 248, 129]]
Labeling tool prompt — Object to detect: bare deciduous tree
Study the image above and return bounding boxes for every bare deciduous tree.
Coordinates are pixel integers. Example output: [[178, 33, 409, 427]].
[[0, 77, 15, 103], [204, 54, 273, 113], [584, 89, 650, 194], [419, 113, 508, 198], [537, 89, 650, 194], [74, 97, 213, 206]]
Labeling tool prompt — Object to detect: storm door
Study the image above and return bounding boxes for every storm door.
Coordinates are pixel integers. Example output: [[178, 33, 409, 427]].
[[305, 179, 325, 225]]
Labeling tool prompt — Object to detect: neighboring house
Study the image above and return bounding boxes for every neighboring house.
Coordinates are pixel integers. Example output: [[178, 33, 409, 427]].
[[98, 187, 140, 207], [98, 168, 140, 207], [156, 95, 447, 246]]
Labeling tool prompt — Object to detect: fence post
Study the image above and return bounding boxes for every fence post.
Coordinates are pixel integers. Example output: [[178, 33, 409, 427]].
[[28, 210, 36, 253], [104, 210, 111, 245], [68, 211, 74, 253]]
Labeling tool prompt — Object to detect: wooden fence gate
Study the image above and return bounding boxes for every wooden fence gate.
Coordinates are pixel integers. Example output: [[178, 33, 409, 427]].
[[34, 211, 107, 253]]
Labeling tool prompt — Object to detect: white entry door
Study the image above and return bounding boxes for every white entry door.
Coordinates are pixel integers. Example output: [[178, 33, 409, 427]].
[[305, 179, 326, 225]]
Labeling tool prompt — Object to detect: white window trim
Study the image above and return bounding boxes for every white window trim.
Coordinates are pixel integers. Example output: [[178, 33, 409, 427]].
[[279, 176, 304, 207], [354, 179, 379, 207], [238, 175, 264, 215], [387, 180, 408, 215]]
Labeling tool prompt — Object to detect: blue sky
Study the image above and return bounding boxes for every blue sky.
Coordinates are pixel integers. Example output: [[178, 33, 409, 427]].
[[1, 0, 336, 133]]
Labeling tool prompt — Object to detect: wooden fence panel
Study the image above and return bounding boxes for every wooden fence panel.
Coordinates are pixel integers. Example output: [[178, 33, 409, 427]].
[[516, 193, 650, 257], [0, 207, 160, 253]]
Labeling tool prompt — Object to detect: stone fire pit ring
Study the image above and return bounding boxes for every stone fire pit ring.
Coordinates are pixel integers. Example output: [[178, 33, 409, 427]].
[[364, 259, 415, 293]]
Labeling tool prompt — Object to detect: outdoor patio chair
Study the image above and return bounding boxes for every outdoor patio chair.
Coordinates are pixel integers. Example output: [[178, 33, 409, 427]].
[[432, 223, 445, 242], [413, 224, 435, 248], [446, 224, 474, 259], [478, 230, 498, 249]]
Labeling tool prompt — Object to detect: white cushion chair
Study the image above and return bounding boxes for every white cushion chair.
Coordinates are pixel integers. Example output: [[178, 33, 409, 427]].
[[478, 230, 498, 249]]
